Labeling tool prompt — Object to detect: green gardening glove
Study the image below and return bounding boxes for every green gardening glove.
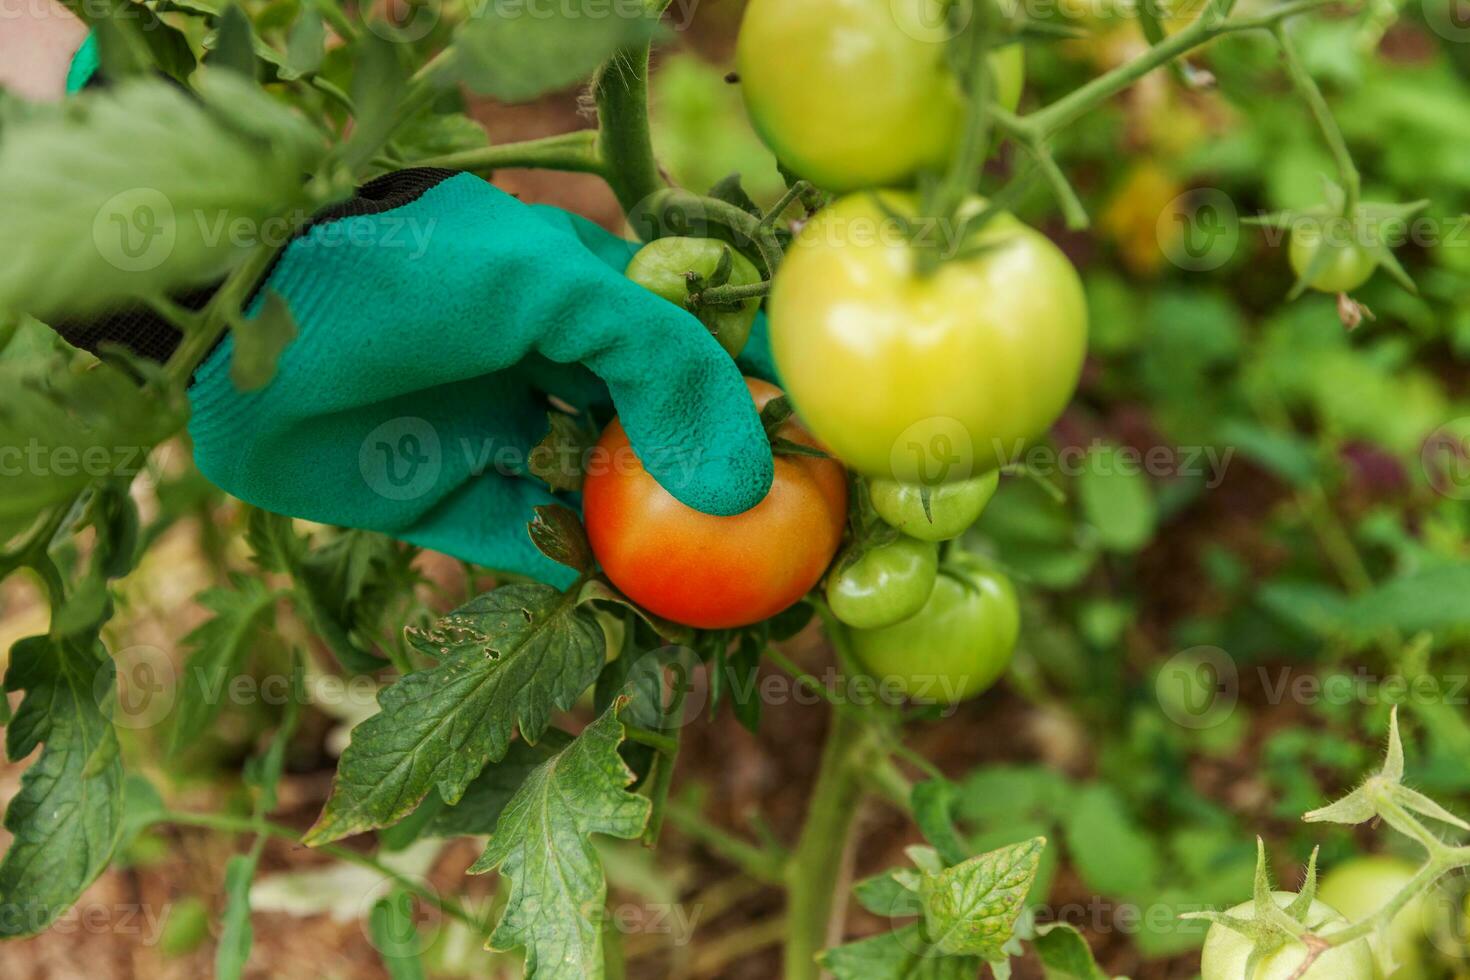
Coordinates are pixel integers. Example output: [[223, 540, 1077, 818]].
[[182, 169, 777, 587]]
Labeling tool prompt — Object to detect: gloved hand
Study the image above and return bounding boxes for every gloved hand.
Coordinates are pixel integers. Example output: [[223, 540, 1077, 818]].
[[183, 169, 777, 586]]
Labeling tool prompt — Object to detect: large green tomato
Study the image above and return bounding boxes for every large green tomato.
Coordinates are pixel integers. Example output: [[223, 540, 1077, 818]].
[[849, 562, 1018, 705], [827, 535, 939, 630], [1320, 857, 1431, 980], [1201, 893, 1376, 980], [770, 193, 1087, 483], [870, 471, 1000, 541], [1288, 222, 1376, 294], [737, 0, 1024, 192], [626, 237, 762, 357]]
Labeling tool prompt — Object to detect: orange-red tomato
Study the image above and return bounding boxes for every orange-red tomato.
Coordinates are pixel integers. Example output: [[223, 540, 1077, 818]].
[[583, 379, 848, 629]]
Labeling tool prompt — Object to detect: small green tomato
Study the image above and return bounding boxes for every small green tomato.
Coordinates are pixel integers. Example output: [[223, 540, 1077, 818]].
[[826, 535, 939, 630], [1288, 222, 1377, 294], [626, 237, 762, 357], [869, 470, 1001, 542]]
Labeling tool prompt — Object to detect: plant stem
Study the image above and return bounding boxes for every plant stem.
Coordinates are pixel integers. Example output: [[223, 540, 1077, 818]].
[[663, 800, 787, 885], [783, 708, 875, 980], [162, 809, 481, 931], [624, 725, 678, 755], [1271, 24, 1360, 214], [1020, 0, 1334, 140], [594, 46, 665, 223], [690, 280, 771, 307], [412, 130, 606, 177], [163, 241, 281, 389]]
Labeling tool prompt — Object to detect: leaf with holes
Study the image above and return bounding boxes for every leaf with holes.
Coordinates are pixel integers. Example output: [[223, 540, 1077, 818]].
[[303, 583, 605, 845]]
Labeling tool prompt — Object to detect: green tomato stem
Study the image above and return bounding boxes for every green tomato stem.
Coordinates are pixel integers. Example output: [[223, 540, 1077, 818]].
[[663, 799, 787, 885], [690, 280, 771, 307], [1019, 0, 1337, 141], [783, 707, 878, 980], [1271, 24, 1361, 215], [411, 130, 606, 177], [594, 44, 666, 225]]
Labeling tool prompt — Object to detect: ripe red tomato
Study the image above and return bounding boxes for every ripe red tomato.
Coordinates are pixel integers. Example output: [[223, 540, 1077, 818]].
[[583, 378, 848, 629]]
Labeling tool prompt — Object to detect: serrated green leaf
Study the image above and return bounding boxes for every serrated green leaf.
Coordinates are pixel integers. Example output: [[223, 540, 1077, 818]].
[[854, 870, 924, 918], [0, 73, 327, 319], [919, 838, 1045, 958], [0, 635, 124, 937], [453, 6, 663, 103], [305, 584, 605, 845], [820, 926, 982, 980], [169, 577, 278, 755], [470, 704, 650, 979], [0, 352, 185, 533], [230, 291, 299, 391], [425, 732, 574, 838], [210, 4, 258, 77], [529, 413, 594, 493], [912, 780, 968, 867], [528, 504, 592, 574], [281, 5, 326, 80], [1033, 922, 1109, 979]]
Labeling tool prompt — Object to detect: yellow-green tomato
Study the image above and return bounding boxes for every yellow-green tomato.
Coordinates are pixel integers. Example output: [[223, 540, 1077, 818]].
[[1320, 856, 1431, 980], [850, 564, 1019, 705], [827, 536, 939, 630], [869, 470, 1000, 541], [1288, 222, 1377, 294], [770, 192, 1087, 483], [626, 237, 762, 357], [1201, 894, 1377, 980], [737, 0, 1024, 192]]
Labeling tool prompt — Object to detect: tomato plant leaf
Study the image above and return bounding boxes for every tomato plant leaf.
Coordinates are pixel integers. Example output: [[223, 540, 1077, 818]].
[[1062, 784, 1159, 897], [911, 780, 968, 867], [854, 870, 923, 917], [0, 635, 124, 938], [1032, 922, 1111, 979], [423, 731, 574, 838], [918, 837, 1045, 958], [528, 504, 593, 575], [578, 578, 693, 644], [1343, 562, 1470, 635], [169, 576, 279, 756], [0, 352, 185, 535], [280, 5, 326, 81], [469, 702, 651, 979], [1076, 443, 1156, 553], [230, 291, 299, 391], [529, 413, 594, 493], [304, 584, 605, 845], [0, 73, 327, 320], [452, 6, 664, 104], [820, 926, 983, 980]]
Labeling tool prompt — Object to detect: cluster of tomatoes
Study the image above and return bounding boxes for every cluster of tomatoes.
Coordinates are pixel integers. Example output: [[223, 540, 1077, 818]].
[[584, 0, 1095, 707]]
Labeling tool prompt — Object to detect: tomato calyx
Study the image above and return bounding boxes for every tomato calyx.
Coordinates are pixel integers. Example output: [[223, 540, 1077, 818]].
[[760, 395, 831, 460], [1246, 183, 1429, 299]]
